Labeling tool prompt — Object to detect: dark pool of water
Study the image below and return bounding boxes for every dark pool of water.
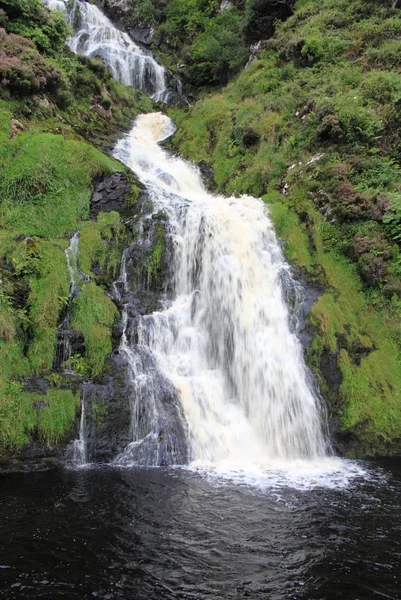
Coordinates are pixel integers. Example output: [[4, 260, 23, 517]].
[[1, 459, 401, 600]]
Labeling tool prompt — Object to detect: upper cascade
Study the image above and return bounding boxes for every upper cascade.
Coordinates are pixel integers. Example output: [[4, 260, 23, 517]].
[[42, 0, 169, 102], [113, 113, 330, 469]]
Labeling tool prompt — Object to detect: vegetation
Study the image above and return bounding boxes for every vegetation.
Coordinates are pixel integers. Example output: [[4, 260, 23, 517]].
[[172, 0, 401, 455]]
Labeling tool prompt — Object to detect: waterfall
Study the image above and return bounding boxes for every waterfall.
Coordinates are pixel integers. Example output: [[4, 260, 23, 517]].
[[55, 232, 85, 371], [72, 392, 88, 466], [42, 0, 169, 101], [112, 113, 330, 470], [42, 0, 66, 10]]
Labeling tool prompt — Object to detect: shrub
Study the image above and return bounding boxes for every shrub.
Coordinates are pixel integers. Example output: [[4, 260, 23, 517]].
[[0, 28, 63, 95], [188, 9, 248, 86]]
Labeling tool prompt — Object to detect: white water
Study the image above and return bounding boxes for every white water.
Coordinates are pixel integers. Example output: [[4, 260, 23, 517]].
[[55, 232, 82, 370], [111, 112, 358, 486], [42, 0, 168, 101], [65, 231, 81, 297], [72, 393, 88, 466], [42, 0, 66, 11]]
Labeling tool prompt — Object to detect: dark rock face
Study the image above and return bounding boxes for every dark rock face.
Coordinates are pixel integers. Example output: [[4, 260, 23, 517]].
[[91, 172, 141, 218], [198, 161, 216, 192], [82, 350, 189, 466], [70, 355, 134, 463], [128, 26, 154, 45], [320, 350, 342, 392]]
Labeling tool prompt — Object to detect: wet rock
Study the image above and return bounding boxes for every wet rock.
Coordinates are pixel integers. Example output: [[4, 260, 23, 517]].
[[320, 350, 342, 392], [23, 377, 49, 395], [90, 172, 141, 218], [198, 161, 216, 192], [74, 351, 188, 465], [128, 27, 154, 45], [79, 357, 133, 462]]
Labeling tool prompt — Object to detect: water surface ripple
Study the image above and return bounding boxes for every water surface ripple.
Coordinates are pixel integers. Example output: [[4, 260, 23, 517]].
[[1, 461, 401, 599]]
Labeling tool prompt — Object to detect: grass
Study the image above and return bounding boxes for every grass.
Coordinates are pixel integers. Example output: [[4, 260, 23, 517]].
[[37, 389, 79, 445], [71, 282, 119, 377], [0, 1, 153, 455], [0, 127, 122, 237]]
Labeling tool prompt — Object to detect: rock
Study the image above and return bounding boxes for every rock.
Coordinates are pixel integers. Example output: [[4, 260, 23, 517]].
[[10, 118, 24, 139], [127, 27, 154, 45], [320, 350, 342, 392], [90, 172, 142, 218], [198, 161, 216, 192]]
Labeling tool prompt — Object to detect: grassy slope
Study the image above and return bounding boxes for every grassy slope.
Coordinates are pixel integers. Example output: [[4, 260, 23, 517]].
[[0, 2, 150, 453], [171, 0, 401, 456]]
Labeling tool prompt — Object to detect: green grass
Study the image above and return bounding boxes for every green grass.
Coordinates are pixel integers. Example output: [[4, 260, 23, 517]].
[[71, 282, 119, 377], [27, 240, 70, 373], [37, 389, 79, 445], [0, 129, 122, 237]]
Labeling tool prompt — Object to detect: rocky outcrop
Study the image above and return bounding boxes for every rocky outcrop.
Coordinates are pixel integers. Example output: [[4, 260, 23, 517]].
[[90, 172, 142, 218]]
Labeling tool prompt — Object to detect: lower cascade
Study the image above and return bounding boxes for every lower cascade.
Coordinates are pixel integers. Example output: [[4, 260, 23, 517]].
[[113, 113, 330, 470]]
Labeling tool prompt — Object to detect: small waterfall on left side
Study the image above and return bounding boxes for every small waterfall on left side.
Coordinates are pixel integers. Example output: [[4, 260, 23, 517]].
[[55, 232, 82, 371], [72, 391, 88, 466], [59, 232, 89, 467]]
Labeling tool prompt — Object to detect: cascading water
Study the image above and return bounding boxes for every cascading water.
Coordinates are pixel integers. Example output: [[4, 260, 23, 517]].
[[42, 1, 355, 482], [72, 392, 88, 466], [42, 0, 169, 101], [58, 233, 89, 467], [55, 232, 87, 371], [42, 0, 66, 10], [113, 113, 332, 473]]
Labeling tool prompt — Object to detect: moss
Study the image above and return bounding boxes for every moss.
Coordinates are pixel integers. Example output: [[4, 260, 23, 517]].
[[27, 240, 70, 373], [0, 384, 78, 450], [0, 129, 121, 237], [37, 389, 79, 445], [79, 211, 123, 283], [92, 399, 107, 428], [0, 383, 36, 450], [71, 282, 119, 377], [147, 222, 166, 287], [265, 194, 312, 270], [0, 0, 154, 456]]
